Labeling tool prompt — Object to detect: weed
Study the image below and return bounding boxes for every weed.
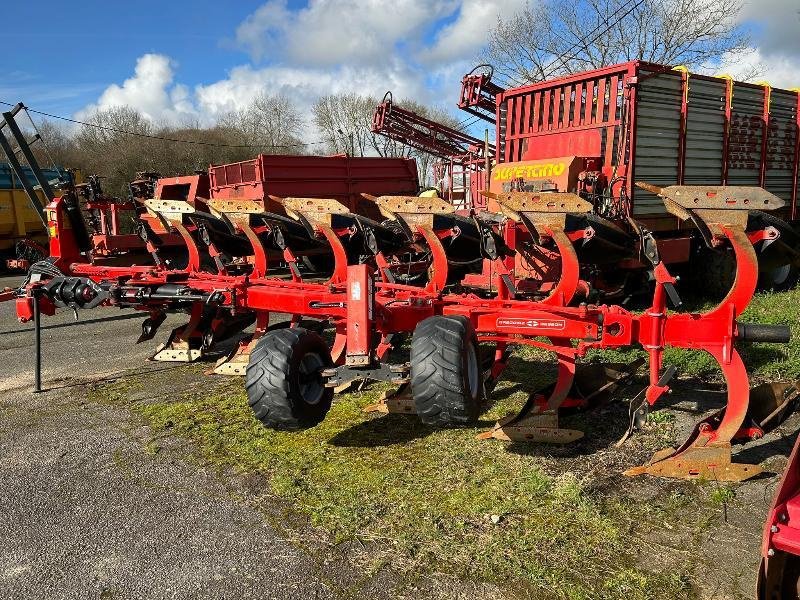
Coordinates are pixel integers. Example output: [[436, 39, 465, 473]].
[[648, 410, 675, 425], [708, 485, 736, 507]]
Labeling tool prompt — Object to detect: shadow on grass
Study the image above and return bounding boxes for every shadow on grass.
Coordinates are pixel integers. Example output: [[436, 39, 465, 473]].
[[329, 410, 499, 447], [329, 412, 434, 447], [739, 345, 789, 371], [496, 376, 725, 459], [502, 404, 635, 458]]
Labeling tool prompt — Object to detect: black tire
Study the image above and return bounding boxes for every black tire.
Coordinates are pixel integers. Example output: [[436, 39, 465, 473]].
[[758, 261, 800, 292], [245, 327, 333, 430], [690, 247, 736, 300], [410, 316, 483, 426]]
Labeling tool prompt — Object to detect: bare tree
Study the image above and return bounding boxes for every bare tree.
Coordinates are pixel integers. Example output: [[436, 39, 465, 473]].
[[313, 93, 377, 157], [27, 120, 79, 171], [146, 124, 254, 179], [68, 107, 250, 195], [72, 106, 157, 195], [219, 93, 305, 154], [23, 90, 463, 196], [484, 0, 749, 85], [313, 93, 468, 185]]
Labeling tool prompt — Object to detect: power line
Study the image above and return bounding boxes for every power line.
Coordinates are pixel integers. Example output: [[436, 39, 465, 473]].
[[461, 116, 480, 130], [456, 113, 484, 129], [540, 0, 647, 79], [0, 100, 329, 150]]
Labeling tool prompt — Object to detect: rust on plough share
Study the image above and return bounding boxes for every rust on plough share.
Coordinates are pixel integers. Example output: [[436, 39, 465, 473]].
[[11, 181, 795, 482]]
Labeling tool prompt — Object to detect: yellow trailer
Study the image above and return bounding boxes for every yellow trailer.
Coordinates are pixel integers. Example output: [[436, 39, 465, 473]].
[[0, 186, 48, 253], [0, 163, 78, 267]]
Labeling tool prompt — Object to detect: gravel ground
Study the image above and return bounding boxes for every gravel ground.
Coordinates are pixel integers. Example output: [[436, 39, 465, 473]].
[[0, 276, 502, 600]]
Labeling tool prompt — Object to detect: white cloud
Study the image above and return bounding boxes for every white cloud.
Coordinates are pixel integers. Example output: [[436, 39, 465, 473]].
[[234, 0, 457, 68], [72, 0, 800, 133], [79, 0, 515, 130], [421, 0, 526, 64], [717, 0, 800, 89], [76, 54, 432, 144], [713, 47, 800, 89], [234, 1, 293, 62], [739, 0, 800, 59], [194, 59, 428, 118], [77, 54, 199, 124]]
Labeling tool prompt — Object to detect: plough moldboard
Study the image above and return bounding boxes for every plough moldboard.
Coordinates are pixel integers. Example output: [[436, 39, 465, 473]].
[[12, 181, 796, 481]]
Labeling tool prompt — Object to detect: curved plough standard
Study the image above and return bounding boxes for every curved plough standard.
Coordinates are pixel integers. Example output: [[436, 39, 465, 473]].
[[12, 181, 796, 481]]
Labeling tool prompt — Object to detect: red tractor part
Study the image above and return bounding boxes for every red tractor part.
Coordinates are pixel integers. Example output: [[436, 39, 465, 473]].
[[371, 91, 492, 210], [759, 411, 800, 598], [458, 64, 505, 125], [358, 192, 488, 413]]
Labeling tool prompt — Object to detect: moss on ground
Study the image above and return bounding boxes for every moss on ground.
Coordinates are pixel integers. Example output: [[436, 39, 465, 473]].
[[88, 362, 700, 600], [86, 287, 800, 599]]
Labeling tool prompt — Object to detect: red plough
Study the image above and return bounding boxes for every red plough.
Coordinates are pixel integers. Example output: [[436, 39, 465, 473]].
[[12, 179, 795, 481]]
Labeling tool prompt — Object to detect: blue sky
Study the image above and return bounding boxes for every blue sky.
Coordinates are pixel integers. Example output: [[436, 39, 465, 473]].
[[3, 0, 798, 133], [2, 1, 272, 115]]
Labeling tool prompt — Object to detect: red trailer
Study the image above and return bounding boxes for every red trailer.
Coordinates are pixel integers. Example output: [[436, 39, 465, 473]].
[[457, 61, 800, 292], [482, 61, 800, 224], [207, 154, 419, 220]]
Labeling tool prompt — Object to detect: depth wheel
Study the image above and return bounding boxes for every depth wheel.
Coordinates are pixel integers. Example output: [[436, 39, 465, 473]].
[[245, 327, 333, 430], [410, 315, 483, 426]]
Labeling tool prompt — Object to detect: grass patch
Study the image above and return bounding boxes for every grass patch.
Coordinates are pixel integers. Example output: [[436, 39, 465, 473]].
[[87, 287, 800, 598], [647, 410, 675, 425], [707, 485, 736, 507], [92, 367, 704, 600]]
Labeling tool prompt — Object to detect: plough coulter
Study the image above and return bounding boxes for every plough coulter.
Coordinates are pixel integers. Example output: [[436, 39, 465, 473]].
[[11, 173, 796, 482]]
